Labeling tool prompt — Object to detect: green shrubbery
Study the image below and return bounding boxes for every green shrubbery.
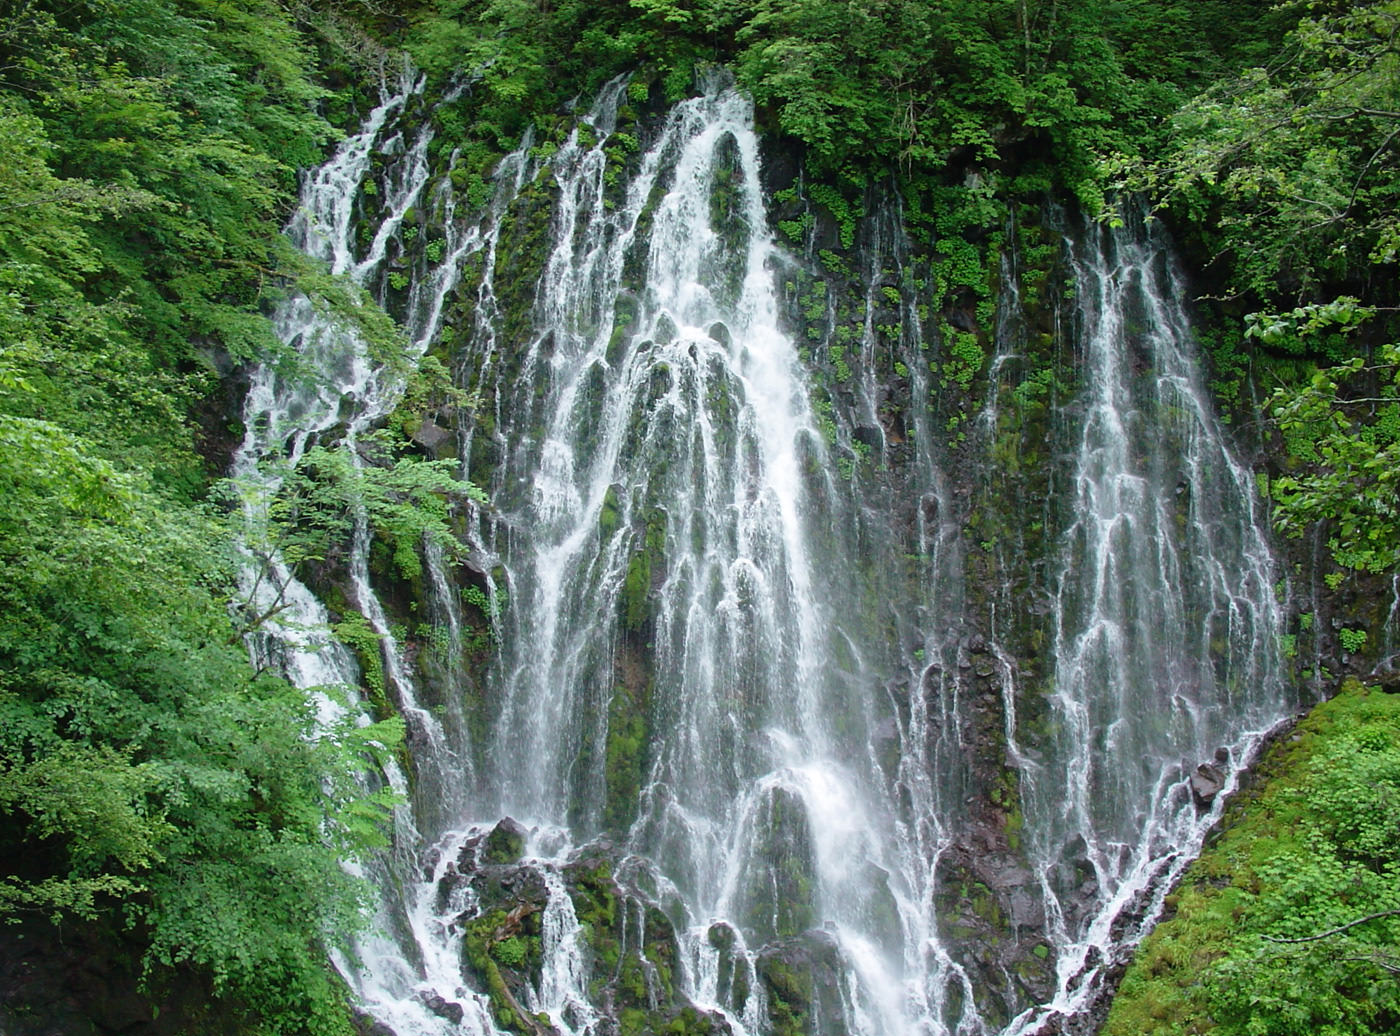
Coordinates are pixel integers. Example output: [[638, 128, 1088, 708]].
[[0, 2, 424, 1031]]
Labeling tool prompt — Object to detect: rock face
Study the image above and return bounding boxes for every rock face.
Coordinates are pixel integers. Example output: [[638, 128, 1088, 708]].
[[317, 76, 1299, 1036], [0, 916, 248, 1036], [443, 832, 928, 1036], [450, 837, 731, 1036], [755, 932, 847, 1036], [417, 992, 465, 1024], [934, 841, 1056, 1030], [483, 816, 529, 864]]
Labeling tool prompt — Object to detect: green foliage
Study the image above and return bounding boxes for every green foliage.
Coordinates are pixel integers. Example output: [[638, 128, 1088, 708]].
[[1134, 3, 1400, 301], [1105, 682, 1400, 1036], [945, 329, 986, 391], [332, 613, 389, 711], [0, 5, 437, 1030], [246, 434, 486, 589], [491, 935, 528, 967], [0, 417, 399, 1034], [463, 584, 508, 621], [0, 0, 336, 375], [1269, 334, 1400, 576], [1338, 627, 1369, 655], [406, 0, 1277, 206], [604, 684, 650, 831], [1127, 2, 1400, 585], [806, 183, 858, 249], [621, 509, 666, 631], [622, 552, 653, 631]]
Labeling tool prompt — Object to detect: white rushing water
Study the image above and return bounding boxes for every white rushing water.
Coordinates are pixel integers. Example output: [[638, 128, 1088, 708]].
[[1005, 216, 1286, 1033], [231, 67, 535, 1036], [241, 72, 1290, 1036]]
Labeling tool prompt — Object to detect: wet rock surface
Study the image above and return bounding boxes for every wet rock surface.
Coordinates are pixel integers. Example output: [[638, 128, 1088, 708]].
[[449, 836, 731, 1036], [0, 917, 246, 1036], [1190, 762, 1226, 808], [755, 931, 847, 1036]]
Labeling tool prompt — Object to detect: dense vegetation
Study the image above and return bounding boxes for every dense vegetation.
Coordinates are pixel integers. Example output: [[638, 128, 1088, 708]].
[[0, 1, 406, 1031], [408, 0, 1283, 190], [0, 0, 1397, 1032], [1133, 1, 1400, 584]]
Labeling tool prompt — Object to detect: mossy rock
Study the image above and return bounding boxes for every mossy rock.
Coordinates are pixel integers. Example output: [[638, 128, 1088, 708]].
[[603, 681, 650, 832], [755, 931, 846, 1036], [741, 785, 817, 942], [483, 817, 528, 865]]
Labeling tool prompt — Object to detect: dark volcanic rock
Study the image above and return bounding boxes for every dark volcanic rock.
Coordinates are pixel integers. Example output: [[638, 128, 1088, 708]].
[[417, 993, 465, 1025], [933, 840, 1056, 1028], [352, 1013, 398, 1036], [756, 930, 847, 1036], [449, 832, 733, 1036]]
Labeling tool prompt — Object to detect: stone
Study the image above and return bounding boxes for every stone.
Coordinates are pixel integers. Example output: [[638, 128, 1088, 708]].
[[353, 1010, 398, 1036], [756, 931, 847, 1036], [483, 816, 528, 865], [417, 993, 464, 1025], [707, 921, 738, 950], [411, 416, 453, 451], [1190, 762, 1226, 808]]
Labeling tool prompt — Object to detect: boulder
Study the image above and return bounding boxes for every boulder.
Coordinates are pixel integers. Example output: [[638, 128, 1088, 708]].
[[410, 416, 453, 451], [1190, 762, 1226, 808], [417, 992, 465, 1025], [483, 816, 528, 865]]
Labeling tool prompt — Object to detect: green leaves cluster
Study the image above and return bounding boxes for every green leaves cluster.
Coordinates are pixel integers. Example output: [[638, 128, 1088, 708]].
[[1125, 2, 1400, 586], [1, 0, 338, 379], [1269, 325, 1400, 575], [406, 0, 1278, 198], [258, 434, 486, 586], [1138, 2, 1400, 301], [0, 416, 401, 1033]]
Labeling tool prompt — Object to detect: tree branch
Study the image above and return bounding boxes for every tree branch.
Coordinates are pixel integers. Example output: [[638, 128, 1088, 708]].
[[1262, 909, 1400, 944]]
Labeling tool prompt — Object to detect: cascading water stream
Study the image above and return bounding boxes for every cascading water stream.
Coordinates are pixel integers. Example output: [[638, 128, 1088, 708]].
[[1004, 216, 1288, 1033], [230, 68, 539, 1036], [470, 80, 915, 1033], [240, 68, 1293, 1036]]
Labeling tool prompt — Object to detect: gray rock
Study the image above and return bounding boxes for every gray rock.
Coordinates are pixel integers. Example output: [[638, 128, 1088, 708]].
[[483, 816, 529, 865], [411, 416, 452, 451], [1190, 762, 1226, 808], [417, 993, 464, 1025]]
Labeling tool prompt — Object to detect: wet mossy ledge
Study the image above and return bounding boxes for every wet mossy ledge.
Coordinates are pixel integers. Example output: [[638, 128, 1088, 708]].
[[433, 821, 810, 1036]]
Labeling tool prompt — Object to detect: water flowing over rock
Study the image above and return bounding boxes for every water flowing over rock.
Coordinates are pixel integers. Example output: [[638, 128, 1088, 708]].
[[240, 74, 1293, 1036]]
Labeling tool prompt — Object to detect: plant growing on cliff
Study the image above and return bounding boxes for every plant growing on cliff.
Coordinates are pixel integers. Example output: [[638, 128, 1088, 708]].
[[1128, 2, 1400, 587], [1268, 327, 1400, 577]]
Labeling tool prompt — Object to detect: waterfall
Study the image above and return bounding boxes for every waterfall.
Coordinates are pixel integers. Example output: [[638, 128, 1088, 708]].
[[1005, 216, 1286, 1032], [231, 67, 533, 1035], [242, 74, 1291, 1036]]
